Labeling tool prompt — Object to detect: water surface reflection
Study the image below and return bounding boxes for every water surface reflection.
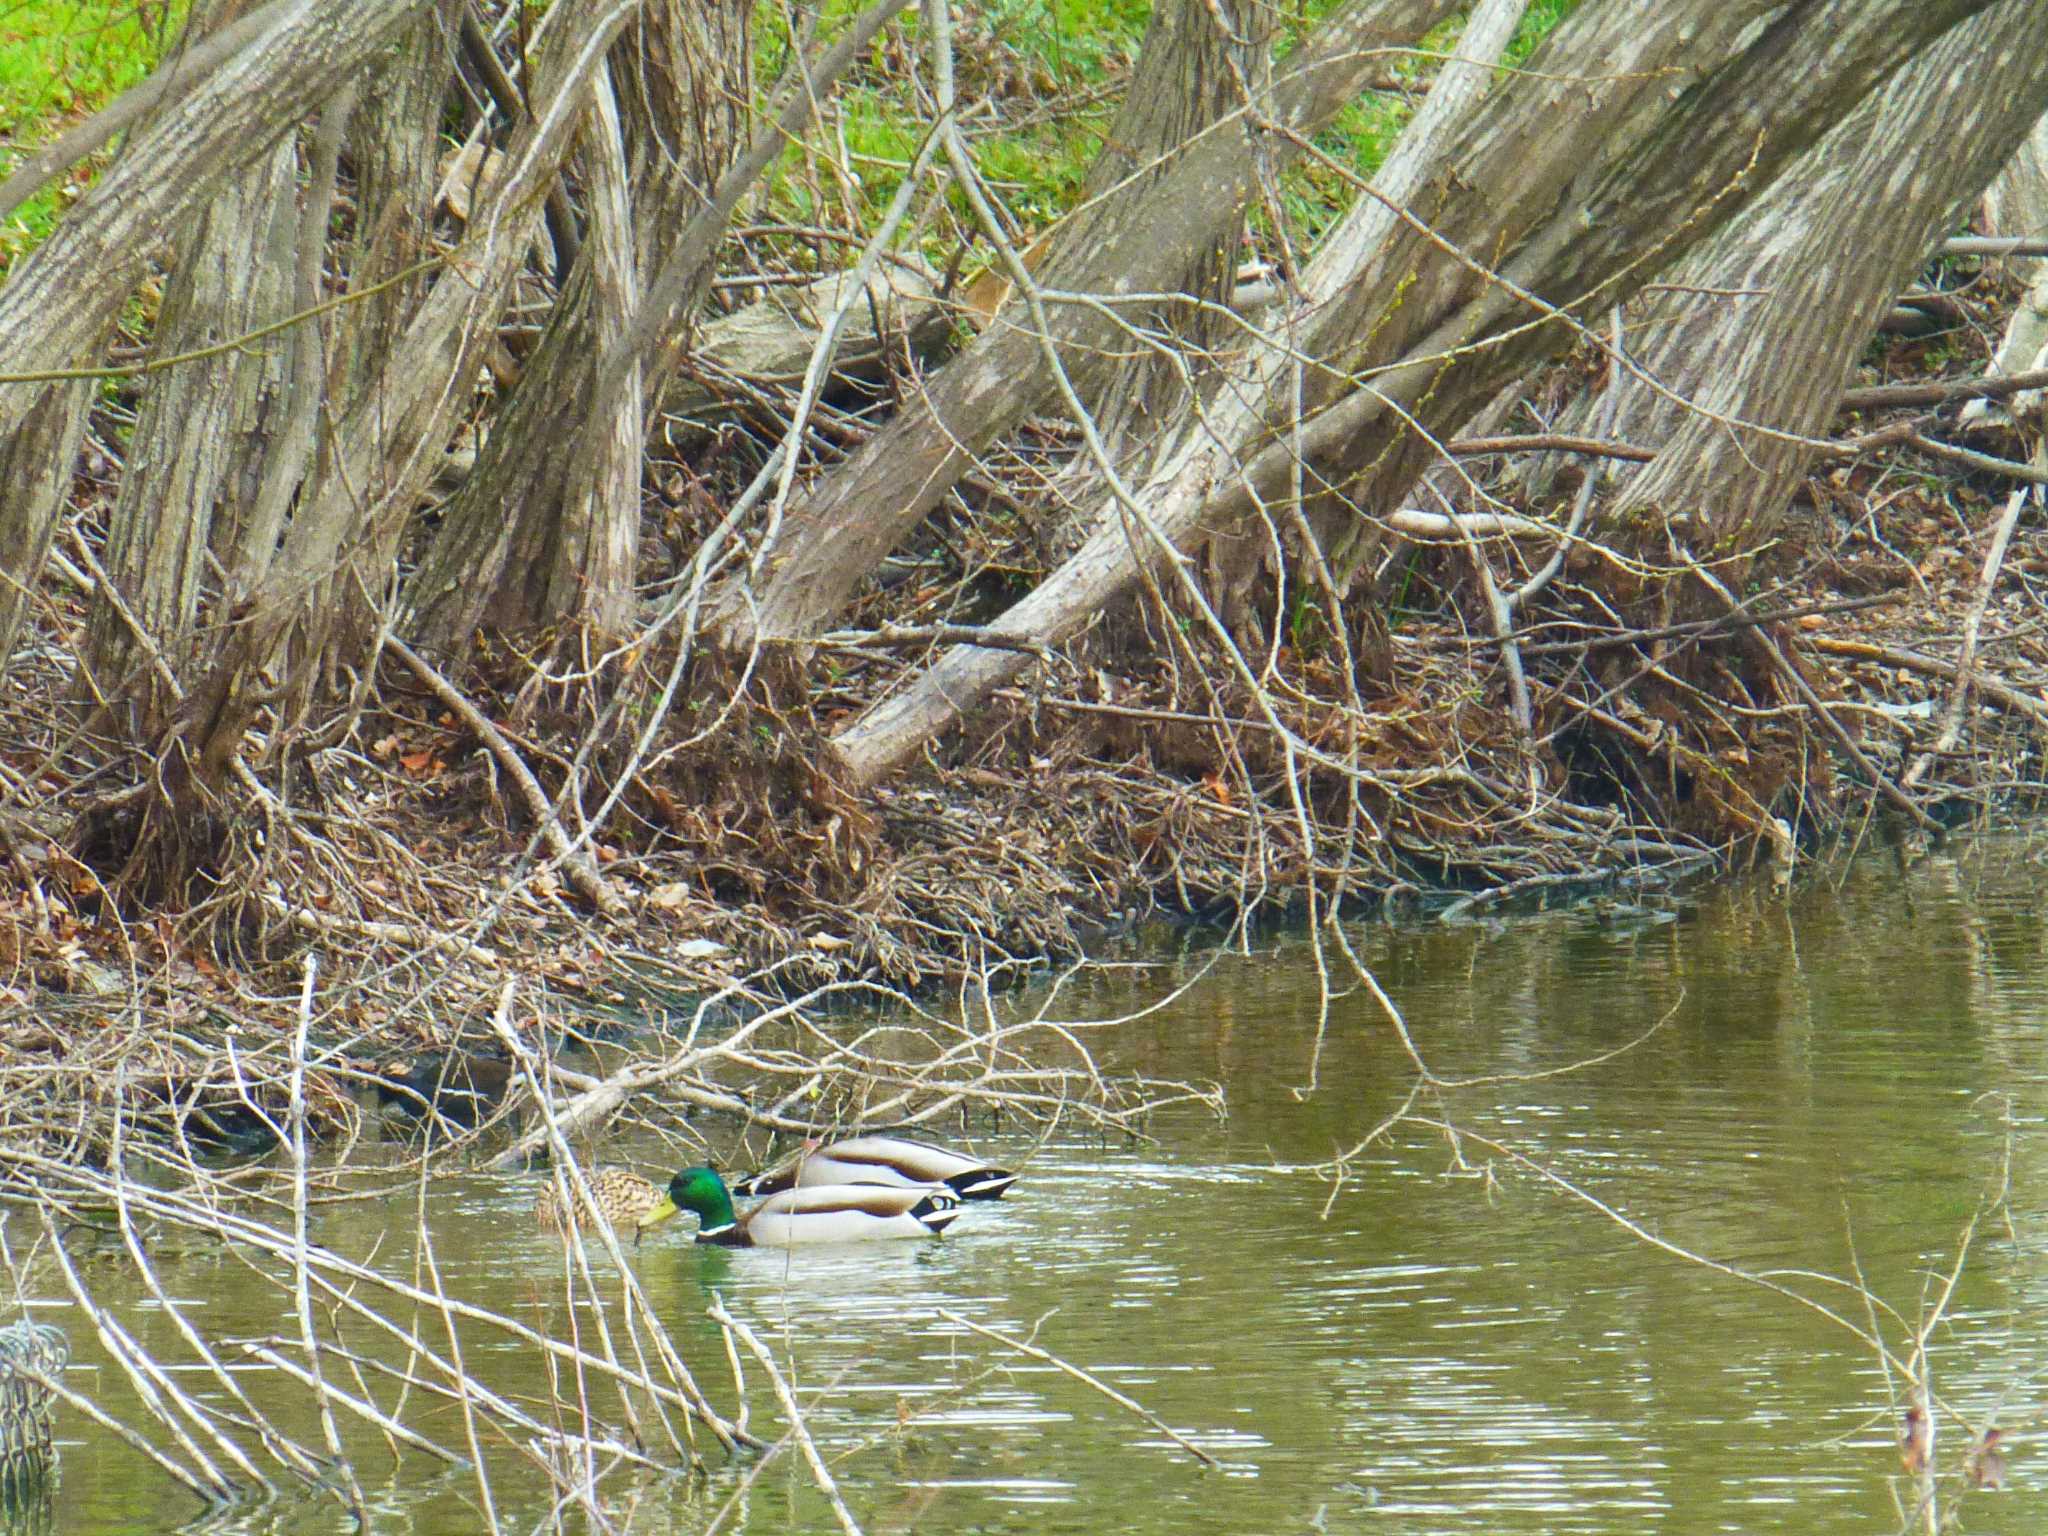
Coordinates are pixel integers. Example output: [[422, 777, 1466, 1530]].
[[31, 836, 2048, 1532]]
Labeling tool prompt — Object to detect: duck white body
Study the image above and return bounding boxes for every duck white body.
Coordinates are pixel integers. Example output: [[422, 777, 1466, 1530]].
[[734, 1136, 1017, 1201], [707, 1184, 962, 1246]]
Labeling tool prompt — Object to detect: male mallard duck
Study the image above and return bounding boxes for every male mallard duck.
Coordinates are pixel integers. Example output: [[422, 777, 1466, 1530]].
[[640, 1165, 961, 1246], [731, 1135, 1017, 1201], [534, 1168, 664, 1239]]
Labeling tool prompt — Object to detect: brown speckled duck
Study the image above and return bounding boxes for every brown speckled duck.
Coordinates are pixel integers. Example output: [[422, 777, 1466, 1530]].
[[534, 1168, 665, 1240]]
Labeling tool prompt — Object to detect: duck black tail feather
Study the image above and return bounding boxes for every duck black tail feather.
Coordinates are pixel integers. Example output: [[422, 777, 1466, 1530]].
[[946, 1169, 1017, 1200]]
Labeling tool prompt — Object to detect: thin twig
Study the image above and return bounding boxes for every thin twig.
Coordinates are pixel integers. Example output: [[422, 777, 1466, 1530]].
[[1904, 484, 2033, 787], [709, 1302, 867, 1536], [290, 956, 368, 1521], [934, 1308, 1220, 1468]]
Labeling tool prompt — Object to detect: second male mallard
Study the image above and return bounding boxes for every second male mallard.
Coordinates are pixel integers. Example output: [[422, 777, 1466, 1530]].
[[732, 1135, 1017, 1201]]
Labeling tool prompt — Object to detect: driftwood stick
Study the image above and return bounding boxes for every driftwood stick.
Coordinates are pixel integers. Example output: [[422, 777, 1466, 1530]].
[[1839, 367, 2048, 412], [1775, 635, 1937, 829], [1941, 236, 2048, 257], [1384, 507, 1564, 541], [814, 622, 1059, 660], [383, 635, 621, 915], [1809, 637, 2048, 732], [1761, 629, 1939, 831], [287, 956, 369, 1517], [1499, 592, 1906, 656], [15, 1363, 219, 1505], [1446, 432, 1653, 462], [254, 890, 499, 961], [1903, 432, 2048, 484]]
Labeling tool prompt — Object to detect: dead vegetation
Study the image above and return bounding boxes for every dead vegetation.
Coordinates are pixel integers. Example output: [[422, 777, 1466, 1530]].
[[0, 2, 2046, 1159]]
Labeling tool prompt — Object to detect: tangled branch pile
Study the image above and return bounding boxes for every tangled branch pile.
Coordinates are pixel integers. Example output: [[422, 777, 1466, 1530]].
[[1, 0, 2047, 1095]]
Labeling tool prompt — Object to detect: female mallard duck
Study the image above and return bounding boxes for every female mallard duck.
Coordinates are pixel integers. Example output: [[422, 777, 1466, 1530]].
[[640, 1165, 961, 1246], [731, 1136, 1016, 1201], [534, 1168, 664, 1240]]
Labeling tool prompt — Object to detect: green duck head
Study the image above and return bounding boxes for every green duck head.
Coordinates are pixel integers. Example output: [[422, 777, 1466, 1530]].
[[639, 1165, 738, 1235]]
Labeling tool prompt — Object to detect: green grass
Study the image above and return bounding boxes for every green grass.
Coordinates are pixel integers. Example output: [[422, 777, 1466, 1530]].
[[0, 0, 1577, 287], [1281, 0, 1579, 242], [751, 0, 1147, 266], [0, 1, 186, 271], [1504, 0, 1578, 69]]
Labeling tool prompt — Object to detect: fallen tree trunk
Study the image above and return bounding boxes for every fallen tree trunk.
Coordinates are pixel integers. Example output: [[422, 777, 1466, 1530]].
[[709, 0, 1461, 649], [658, 261, 951, 445], [826, 0, 2018, 788]]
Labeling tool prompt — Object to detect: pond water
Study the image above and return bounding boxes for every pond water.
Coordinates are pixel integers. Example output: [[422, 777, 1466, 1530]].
[[16, 834, 2048, 1533]]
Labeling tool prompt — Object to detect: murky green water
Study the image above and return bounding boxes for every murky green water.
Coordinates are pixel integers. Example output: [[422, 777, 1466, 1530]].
[[17, 835, 2048, 1532]]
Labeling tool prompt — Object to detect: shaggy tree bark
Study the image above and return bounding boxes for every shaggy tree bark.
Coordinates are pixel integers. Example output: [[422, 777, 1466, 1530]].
[[711, 0, 1461, 649], [1197, 0, 1525, 650], [1975, 113, 2048, 425], [826, 0, 2020, 787], [0, 375, 100, 673], [0, 0, 429, 422], [0, 0, 432, 686], [320, 2, 464, 614], [84, 132, 299, 730], [84, 1, 458, 740], [1591, 2, 2048, 550], [164, 0, 642, 813]]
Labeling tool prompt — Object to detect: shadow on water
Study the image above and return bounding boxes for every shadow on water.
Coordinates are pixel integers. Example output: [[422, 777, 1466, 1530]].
[[19, 834, 2048, 1532]]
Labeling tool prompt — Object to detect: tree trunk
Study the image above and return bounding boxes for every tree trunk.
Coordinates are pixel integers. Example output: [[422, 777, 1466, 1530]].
[[165, 0, 640, 813], [714, 0, 1461, 649], [85, 2, 456, 748], [826, 0, 2018, 787], [1057, 0, 1268, 492], [1200, 0, 1525, 651], [0, 0, 430, 440], [407, 0, 755, 651], [1040, 0, 1276, 646], [0, 375, 100, 675], [85, 132, 298, 734], [318, 4, 462, 664], [0, 0, 432, 694], [1600, 1, 2048, 551]]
